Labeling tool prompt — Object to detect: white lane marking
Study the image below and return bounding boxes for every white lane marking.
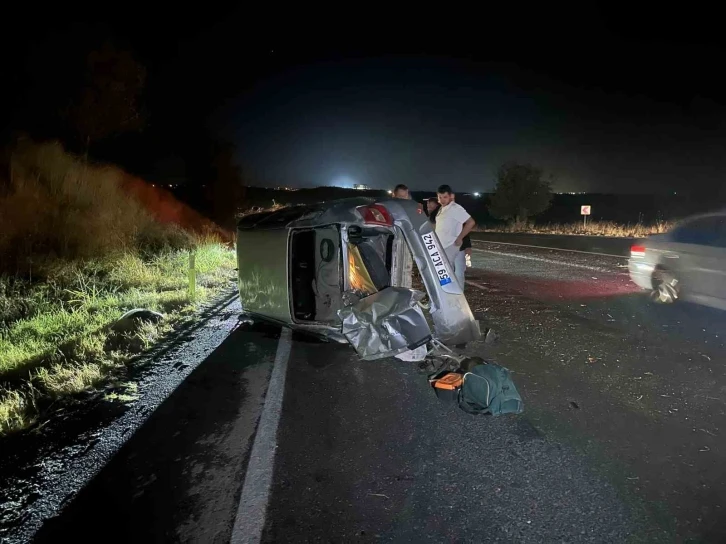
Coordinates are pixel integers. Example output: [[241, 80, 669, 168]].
[[230, 327, 293, 544], [472, 238, 628, 258], [472, 248, 629, 276]]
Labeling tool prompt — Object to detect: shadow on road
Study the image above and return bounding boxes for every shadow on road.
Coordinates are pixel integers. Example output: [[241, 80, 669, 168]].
[[34, 321, 281, 544]]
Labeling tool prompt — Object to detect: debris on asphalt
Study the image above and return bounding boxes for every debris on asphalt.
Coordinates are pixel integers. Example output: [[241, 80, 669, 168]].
[[483, 328, 499, 344], [394, 344, 428, 362]]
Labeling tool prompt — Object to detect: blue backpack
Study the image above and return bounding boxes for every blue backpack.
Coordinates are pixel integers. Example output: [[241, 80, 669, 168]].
[[458, 363, 524, 416]]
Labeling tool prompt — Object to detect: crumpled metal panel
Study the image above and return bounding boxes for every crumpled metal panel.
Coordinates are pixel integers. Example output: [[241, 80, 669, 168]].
[[339, 287, 432, 361]]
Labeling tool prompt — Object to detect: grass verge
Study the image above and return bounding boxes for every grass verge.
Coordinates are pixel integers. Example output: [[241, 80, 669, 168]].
[[0, 139, 238, 435], [0, 240, 236, 435]]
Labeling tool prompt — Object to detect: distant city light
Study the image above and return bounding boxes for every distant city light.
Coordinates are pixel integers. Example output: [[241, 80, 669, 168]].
[[387, 190, 393, 194], [474, 192, 480, 197], [332, 175, 356, 188]]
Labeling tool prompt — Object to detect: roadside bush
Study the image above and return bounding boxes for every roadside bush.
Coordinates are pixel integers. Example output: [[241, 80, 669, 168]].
[[0, 140, 189, 275]]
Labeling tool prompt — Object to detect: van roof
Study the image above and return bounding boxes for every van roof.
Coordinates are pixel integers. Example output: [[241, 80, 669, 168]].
[[237, 197, 377, 230]]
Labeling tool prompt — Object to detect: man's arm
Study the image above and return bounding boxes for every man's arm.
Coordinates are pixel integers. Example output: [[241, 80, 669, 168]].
[[455, 217, 476, 245]]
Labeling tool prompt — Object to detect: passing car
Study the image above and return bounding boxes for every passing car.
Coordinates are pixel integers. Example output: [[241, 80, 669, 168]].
[[629, 211, 726, 308], [236, 197, 481, 359]]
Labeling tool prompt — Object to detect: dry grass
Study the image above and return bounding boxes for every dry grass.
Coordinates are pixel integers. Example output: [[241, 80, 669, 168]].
[[36, 363, 105, 397], [0, 387, 38, 433], [0, 139, 193, 275], [483, 220, 674, 238], [236, 202, 287, 218], [0, 140, 237, 435]]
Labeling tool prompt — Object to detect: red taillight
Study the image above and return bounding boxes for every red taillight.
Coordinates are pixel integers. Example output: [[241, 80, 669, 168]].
[[631, 245, 646, 257], [356, 204, 393, 226]]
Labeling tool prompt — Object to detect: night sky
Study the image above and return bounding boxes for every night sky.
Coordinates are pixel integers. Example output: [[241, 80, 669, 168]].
[[3, 5, 726, 195]]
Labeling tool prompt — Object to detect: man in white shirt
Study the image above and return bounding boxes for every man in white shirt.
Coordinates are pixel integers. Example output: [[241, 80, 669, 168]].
[[435, 184, 476, 288]]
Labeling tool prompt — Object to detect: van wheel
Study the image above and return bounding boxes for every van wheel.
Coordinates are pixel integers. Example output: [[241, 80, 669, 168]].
[[651, 268, 679, 304]]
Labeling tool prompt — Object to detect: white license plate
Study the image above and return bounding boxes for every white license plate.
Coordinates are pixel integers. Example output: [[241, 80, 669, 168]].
[[421, 232, 452, 286]]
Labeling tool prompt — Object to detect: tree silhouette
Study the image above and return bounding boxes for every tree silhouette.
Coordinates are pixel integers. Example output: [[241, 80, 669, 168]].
[[489, 161, 553, 223], [66, 42, 146, 153], [204, 142, 247, 226]]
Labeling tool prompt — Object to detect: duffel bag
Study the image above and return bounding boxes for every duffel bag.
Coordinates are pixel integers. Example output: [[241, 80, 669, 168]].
[[458, 363, 524, 416]]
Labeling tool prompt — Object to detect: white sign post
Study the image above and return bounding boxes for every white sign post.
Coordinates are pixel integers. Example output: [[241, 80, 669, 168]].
[[580, 205, 591, 229]]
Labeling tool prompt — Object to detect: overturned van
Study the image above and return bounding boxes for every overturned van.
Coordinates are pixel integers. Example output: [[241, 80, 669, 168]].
[[236, 197, 480, 359]]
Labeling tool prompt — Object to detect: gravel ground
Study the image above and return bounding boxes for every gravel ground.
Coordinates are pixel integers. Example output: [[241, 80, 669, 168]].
[[464, 241, 726, 542], [264, 334, 637, 544]]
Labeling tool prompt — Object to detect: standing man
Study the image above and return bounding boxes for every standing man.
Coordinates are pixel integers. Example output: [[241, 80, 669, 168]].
[[393, 184, 410, 199], [429, 196, 473, 272], [426, 196, 439, 221], [435, 185, 476, 288], [392, 183, 413, 287]]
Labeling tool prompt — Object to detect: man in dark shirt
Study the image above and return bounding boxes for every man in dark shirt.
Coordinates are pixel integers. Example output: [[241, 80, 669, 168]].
[[426, 196, 439, 221]]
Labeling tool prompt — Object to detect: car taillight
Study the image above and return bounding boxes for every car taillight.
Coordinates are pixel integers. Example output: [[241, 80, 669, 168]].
[[631, 245, 646, 257], [356, 204, 393, 226]]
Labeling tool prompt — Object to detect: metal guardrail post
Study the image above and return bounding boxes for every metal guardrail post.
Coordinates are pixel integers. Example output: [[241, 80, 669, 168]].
[[189, 251, 197, 301]]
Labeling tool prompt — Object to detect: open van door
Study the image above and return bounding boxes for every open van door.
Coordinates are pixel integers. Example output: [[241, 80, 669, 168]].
[[376, 199, 481, 346], [337, 199, 479, 359], [337, 216, 433, 360]]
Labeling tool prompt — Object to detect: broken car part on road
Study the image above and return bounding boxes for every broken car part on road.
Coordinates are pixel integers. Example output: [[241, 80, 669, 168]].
[[236, 197, 481, 359]]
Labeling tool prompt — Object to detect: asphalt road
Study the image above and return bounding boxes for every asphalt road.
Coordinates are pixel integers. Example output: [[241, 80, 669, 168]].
[[470, 231, 636, 256], [23, 239, 726, 543]]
